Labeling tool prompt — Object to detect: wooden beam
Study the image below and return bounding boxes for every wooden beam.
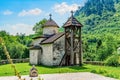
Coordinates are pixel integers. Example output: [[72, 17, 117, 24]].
[[70, 27, 74, 65], [79, 28, 82, 66]]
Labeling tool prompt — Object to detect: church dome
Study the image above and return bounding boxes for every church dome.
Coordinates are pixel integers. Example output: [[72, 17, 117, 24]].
[[43, 14, 59, 36], [44, 14, 59, 28]]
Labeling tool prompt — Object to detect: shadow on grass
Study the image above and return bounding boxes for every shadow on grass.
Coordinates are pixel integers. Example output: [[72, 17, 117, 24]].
[[35, 64, 58, 68]]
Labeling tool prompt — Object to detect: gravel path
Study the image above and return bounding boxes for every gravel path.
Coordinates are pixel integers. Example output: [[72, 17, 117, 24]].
[[0, 72, 117, 80]]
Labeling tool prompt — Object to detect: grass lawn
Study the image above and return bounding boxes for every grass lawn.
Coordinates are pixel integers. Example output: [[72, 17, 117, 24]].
[[0, 63, 120, 79]]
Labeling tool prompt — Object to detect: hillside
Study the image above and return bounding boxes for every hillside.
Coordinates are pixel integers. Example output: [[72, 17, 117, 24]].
[[75, 0, 120, 34], [74, 0, 120, 61]]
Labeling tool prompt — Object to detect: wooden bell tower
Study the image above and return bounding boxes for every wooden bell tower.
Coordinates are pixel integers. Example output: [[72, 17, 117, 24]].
[[60, 11, 83, 66]]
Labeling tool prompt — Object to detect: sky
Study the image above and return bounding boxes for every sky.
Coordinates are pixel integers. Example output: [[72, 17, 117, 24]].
[[0, 0, 86, 35]]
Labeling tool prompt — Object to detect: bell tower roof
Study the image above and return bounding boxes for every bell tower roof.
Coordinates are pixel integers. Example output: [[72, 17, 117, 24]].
[[63, 11, 83, 27], [44, 14, 59, 28]]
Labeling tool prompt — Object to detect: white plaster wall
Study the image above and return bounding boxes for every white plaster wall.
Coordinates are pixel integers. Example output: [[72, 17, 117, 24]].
[[41, 44, 53, 66], [43, 27, 58, 35], [53, 35, 65, 66], [30, 50, 41, 65]]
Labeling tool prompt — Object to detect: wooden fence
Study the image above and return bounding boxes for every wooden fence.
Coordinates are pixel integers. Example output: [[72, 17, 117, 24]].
[[0, 59, 105, 66], [83, 61, 104, 65], [0, 58, 29, 65]]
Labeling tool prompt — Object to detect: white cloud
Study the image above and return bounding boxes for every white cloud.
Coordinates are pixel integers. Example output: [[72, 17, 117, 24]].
[[0, 23, 34, 35], [3, 10, 13, 15], [18, 8, 42, 16], [53, 2, 80, 15]]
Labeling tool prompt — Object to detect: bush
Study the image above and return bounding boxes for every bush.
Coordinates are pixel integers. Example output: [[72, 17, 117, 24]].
[[91, 69, 97, 73], [0, 56, 1, 62], [105, 54, 119, 67]]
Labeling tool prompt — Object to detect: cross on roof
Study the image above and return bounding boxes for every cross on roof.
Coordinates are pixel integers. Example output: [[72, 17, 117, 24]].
[[49, 14, 52, 20], [78, 6, 81, 9], [71, 11, 74, 17], [63, 11, 83, 27]]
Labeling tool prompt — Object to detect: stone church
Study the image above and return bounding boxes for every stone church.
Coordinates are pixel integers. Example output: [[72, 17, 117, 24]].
[[29, 12, 83, 66]]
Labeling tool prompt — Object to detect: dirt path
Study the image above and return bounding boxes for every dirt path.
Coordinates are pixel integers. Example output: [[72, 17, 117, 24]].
[[0, 72, 117, 80]]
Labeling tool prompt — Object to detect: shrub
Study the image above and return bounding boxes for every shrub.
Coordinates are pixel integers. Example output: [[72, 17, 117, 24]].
[[105, 73, 114, 78], [91, 69, 97, 73], [91, 69, 107, 74], [0, 56, 1, 62], [98, 69, 107, 74], [105, 54, 119, 67]]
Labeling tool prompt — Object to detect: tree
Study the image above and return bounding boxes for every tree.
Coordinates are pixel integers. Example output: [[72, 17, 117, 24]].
[[6, 42, 26, 59], [105, 54, 120, 67], [33, 18, 47, 36], [0, 31, 31, 59]]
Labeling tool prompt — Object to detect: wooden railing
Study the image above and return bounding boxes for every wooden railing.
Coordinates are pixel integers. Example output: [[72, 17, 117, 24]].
[[83, 61, 104, 66], [0, 58, 29, 65]]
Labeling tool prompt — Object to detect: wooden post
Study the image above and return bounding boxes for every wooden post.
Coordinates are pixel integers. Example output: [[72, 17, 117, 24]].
[[61, 11, 83, 66], [79, 28, 82, 66], [65, 28, 68, 66], [70, 27, 74, 65]]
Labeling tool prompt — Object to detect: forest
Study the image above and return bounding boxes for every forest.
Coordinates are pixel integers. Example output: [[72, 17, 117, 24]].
[[75, 0, 120, 66], [0, 0, 120, 67], [0, 31, 32, 60]]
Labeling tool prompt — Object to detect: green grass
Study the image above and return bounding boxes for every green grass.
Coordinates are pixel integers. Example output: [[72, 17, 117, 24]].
[[0, 63, 120, 79]]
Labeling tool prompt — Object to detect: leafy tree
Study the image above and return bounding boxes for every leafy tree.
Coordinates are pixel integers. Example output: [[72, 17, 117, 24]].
[[33, 18, 47, 36], [74, 0, 120, 62], [0, 31, 31, 59]]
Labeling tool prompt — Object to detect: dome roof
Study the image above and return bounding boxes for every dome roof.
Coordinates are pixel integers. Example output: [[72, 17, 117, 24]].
[[44, 14, 59, 28]]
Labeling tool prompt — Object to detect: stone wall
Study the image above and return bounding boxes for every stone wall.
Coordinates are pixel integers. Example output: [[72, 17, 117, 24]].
[[30, 50, 41, 65], [41, 44, 53, 66], [43, 26, 58, 35], [53, 35, 65, 66]]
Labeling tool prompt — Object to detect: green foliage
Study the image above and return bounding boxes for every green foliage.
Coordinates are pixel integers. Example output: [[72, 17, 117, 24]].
[[7, 42, 26, 59], [75, 0, 120, 61], [90, 69, 97, 73], [58, 27, 64, 32], [91, 68, 107, 74], [75, 0, 116, 17], [105, 54, 120, 67], [33, 18, 47, 36], [0, 31, 32, 59]]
